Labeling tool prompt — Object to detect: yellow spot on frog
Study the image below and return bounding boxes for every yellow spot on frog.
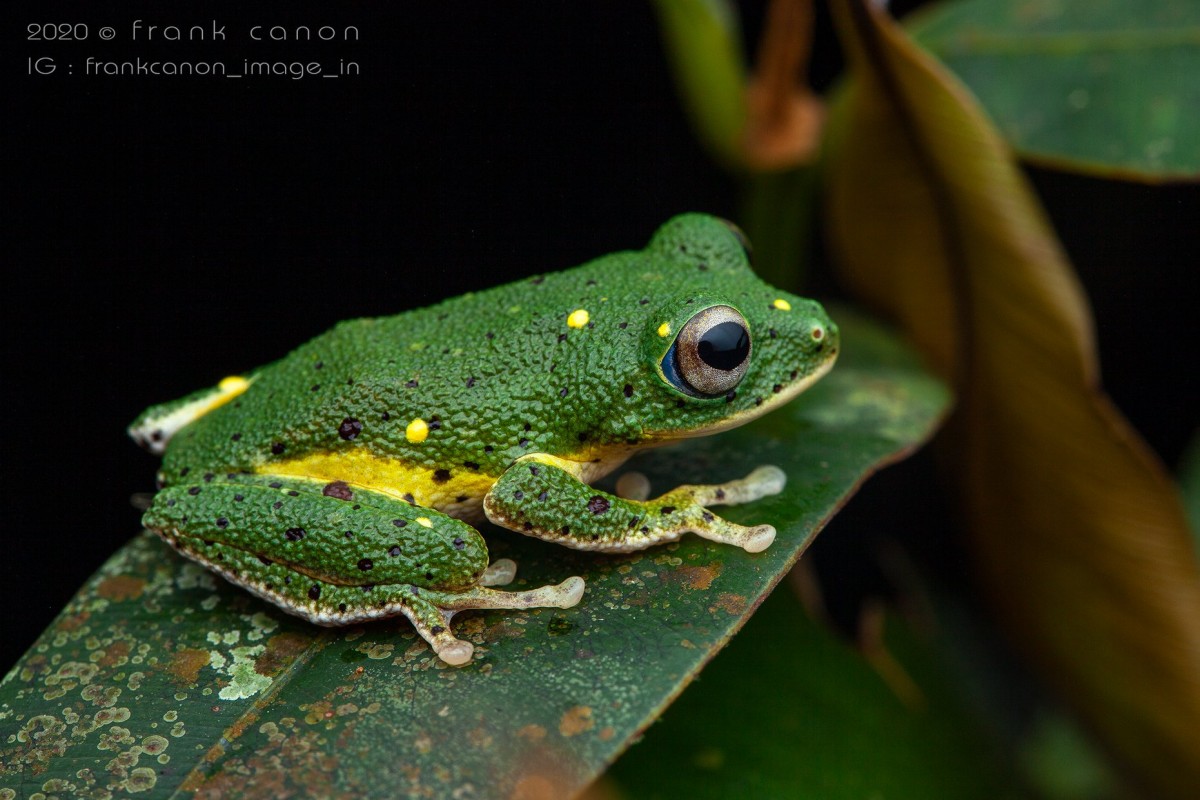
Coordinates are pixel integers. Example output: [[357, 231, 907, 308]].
[[772, 298, 792, 311], [566, 309, 589, 329], [416, 517, 433, 528], [657, 321, 671, 337], [218, 375, 250, 393], [406, 418, 429, 443]]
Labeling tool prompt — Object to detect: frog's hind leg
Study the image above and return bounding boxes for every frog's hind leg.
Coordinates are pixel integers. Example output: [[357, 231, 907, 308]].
[[485, 454, 786, 554]]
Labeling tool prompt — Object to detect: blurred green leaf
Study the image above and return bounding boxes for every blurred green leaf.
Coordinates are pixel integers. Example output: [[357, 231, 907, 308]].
[[1, 309, 949, 799], [908, 0, 1200, 181], [607, 585, 1014, 799], [824, 1, 1200, 796], [1182, 429, 1200, 543], [651, 0, 748, 167]]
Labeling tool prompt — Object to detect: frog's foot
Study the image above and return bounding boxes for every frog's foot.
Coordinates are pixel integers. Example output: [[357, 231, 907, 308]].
[[484, 454, 784, 554], [479, 558, 518, 587], [416, 575, 586, 665]]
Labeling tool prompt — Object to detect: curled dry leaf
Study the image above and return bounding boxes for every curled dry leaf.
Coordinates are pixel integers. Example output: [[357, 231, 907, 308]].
[[824, 1, 1200, 796]]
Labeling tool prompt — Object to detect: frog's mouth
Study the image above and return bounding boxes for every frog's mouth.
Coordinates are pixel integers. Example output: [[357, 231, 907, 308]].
[[645, 349, 838, 441]]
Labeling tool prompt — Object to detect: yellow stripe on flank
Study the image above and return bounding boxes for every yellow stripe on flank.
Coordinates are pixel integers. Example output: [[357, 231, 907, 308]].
[[261, 448, 497, 512]]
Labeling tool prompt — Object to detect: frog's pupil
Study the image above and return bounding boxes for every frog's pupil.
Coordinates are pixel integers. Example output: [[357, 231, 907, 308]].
[[697, 322, 749, 371]]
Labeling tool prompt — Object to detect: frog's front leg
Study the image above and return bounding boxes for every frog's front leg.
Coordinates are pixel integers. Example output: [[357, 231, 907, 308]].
[[143, 476, 582, 666], [483, 454, 785, 554]]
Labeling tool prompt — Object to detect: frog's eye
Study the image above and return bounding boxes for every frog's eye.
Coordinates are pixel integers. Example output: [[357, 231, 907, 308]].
[[663, 305, 752, 397]]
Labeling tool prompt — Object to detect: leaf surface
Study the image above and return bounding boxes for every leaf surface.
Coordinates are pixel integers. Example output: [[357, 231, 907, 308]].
[[908, 0, 1200, 181], [0, 310, 948, 800]]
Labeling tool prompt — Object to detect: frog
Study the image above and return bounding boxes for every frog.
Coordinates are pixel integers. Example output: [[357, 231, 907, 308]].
[[129, 213, 839, 666]]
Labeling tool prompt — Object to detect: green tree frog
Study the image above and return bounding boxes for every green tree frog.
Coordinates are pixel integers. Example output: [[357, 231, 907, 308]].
[[130, 214, 838, 665]]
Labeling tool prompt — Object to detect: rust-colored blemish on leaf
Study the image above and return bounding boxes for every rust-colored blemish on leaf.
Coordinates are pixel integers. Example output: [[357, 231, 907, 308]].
[[254, 631, 314, 676], [558, 706, 594, 737], [96, 575, 146, 602], [598, 726, 615, 741], [517, 724, 547, 741], [56, 611, 90, 632], [709, 593, 748, 616], [168, 648, 211, 686], [510, 774, 570, 800], [673, 561, 723, 590], [467, 726, 494, 749], [97, 640, 131, 668]]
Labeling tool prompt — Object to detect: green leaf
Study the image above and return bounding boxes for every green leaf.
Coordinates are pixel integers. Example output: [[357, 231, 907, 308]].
[[1182, 429, 1200, 544], [907, 0, 1200, 181], [0, 309, 949, 799], [651, 0, 749, 167], [607, 588, 1011, 799]]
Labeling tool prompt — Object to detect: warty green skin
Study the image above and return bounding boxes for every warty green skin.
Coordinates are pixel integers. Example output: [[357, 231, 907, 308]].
[[131, 214, 839, 665]]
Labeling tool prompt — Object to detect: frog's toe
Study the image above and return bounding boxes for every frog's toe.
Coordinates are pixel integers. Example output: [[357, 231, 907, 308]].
[[743, 524, 776, 553], [557, 576, 586, 607], [615, 471, 651, 501], [480, 558, 518, 587], [436, 639, 475, 667], [748, 466, 787, 497]]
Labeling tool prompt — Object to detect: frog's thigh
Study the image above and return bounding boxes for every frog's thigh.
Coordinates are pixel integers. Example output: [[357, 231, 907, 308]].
[[145, 478, 581, 666], [484, 454, 784, 554]]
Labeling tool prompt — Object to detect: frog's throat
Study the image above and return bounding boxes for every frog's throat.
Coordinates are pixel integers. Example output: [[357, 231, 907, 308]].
[[645, 352, 837, 441]]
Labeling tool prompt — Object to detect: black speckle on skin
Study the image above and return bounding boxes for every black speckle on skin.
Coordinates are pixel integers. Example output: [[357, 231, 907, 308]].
[[790, 370, 798, 380], [403, 493, 416, 504], [180, 468, 190, 477], [559, 387, 568, 398], [358, 558, 373, 571], [562, 526, 571, 536], [233, 495, 244, 502], [187, 486, 201, 496], [725, 391, 737, 403], [769, 328, 778, 339], [453, 537, 465, 550], [323, 481, 354, 501], [577, 432, 588, 443], [259, 556, 273, 566], [557, 333, 568, 343], [702, 511, 715, 522], [523, 422, 532, 432], [431, 625, 445, 634], [486, 331, 495, 340], [466, 376, 477, 388], [315, 361, 324, 370], [619, 322, 628, 330], [405, 379, 419, 389], [338, 418, 363, 440], [433, 468, 451, 484], [715, 489, 726, 501], [524, 521, 534, 531], [537, 491, 548, 502], [287, 491, 299, 497], [216, 517, 229, 528], [345, 531, 355, 539], [639, 298, 649, 305], [429, 418, 442, 430], [231, 433, 242, 441], [661, 506, 676, 515], [425, 571, 434, 581], [529, 465, 540, 476], [339, 603, 348, 613], [513, 490, 524, 501], [389, 546, 402, 557], [311, 385, 321, 392], [269, 481, 282, 489], [755, 398, 764, 406], [519, 438, 530, 448], [676, 399, 687, 408], [308, 585, 321, 601], [166, 499, 176, 507], [273, 501, 283, 510], [463, 461, 480, 471], [456, 494, 468, 502], [484, 445, 494, 454], [628, 516, 639, 528], [623, 384, 634, 398], [393, 519, 408, 528], [381, 411, 391, 421], [773, 384, 783, 394], [285, 527, 306, 541], [271, 442, 286, 455], [587, 496, 610, 515]]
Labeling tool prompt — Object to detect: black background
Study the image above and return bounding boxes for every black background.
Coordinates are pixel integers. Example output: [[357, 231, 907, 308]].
[[6, 2, 1196, 672]]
